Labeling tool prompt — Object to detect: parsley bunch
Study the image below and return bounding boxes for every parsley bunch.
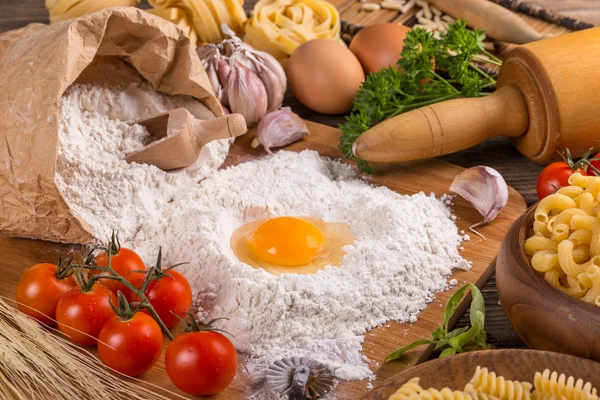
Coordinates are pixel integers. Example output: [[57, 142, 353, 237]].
[[339, 21, 502, 173]]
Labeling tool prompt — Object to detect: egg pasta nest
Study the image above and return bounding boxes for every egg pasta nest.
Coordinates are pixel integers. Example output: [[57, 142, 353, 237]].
[[525, 172, 600, 306]]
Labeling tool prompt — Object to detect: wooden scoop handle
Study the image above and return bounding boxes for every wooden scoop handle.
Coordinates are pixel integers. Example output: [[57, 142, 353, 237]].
[[428, 0, 545, 44], [190, 113, 247, 150], [353, 86, 529, 163]]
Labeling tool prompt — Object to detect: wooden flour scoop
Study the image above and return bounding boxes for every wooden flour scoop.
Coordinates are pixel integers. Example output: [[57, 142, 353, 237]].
[[353, 27, 600, 166], [126, 108, 247, 170]]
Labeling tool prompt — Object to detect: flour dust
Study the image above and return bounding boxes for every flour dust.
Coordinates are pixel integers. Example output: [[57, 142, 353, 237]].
[[55, 84, 471, 395]]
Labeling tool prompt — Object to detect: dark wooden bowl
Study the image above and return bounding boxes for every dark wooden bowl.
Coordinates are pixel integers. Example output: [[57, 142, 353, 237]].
[[496, 204, 600, 360], [362, 349, 600, 400]]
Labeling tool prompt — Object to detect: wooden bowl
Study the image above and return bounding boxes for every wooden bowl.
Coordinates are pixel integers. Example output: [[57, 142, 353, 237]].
[[362, 349, 600, 400], [496, 205, 600, 360]]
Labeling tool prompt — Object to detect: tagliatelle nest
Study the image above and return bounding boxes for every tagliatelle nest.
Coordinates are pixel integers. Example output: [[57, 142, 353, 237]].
[[148, 0, 248, 45], [45, 0, 140, 23], [243, 0, 343, 65]]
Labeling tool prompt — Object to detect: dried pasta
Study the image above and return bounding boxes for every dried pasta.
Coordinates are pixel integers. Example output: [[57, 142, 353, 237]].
[[243, 0, 342, 64], [46, 0, 139, 23], [524, 172, 600, 306], [148, 0, 247, 45], [388, 367, 598, 400]]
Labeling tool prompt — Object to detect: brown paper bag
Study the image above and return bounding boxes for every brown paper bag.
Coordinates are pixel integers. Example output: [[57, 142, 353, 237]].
[[0, 7, 222, 244]]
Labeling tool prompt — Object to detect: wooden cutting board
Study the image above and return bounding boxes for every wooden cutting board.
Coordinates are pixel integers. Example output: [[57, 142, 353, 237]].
[[0, 121, 526, 399]]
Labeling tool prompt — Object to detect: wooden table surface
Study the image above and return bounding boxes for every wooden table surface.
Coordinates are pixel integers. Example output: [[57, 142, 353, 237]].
[[0, 0, 599, 370]]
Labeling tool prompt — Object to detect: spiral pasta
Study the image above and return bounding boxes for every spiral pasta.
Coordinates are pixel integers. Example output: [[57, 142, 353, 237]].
[[46, 0, 139, 23], [534, 369, 598, 400], [470, 367, 532, 400], [388, 367, 598, 400], [524, 172, 600, 306], [243, 0, 342, 64]]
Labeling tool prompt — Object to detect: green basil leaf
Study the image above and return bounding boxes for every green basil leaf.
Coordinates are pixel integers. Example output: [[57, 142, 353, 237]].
[[439, 347, 456, 358], [448, 310, 484, 350], [385, 339, 432, 362], [431, 325, 445, 339], [443, 284, 470, 330], [468, 284, 485, 330], [446, 326, 469, 339], [434, 340, 449, 350]]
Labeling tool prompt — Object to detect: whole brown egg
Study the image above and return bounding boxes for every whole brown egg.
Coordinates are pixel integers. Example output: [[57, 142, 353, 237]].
[[287, 39, 365, 115], [350, 23, 411, 74]]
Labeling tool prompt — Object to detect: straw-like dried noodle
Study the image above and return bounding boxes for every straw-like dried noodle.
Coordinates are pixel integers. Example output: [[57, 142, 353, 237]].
[[0, 298, 186, 400]]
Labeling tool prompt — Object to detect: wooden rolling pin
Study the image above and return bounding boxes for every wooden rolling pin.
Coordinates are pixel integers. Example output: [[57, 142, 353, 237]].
[[428, 0, 545, 44], [353, 27, 600, 166]]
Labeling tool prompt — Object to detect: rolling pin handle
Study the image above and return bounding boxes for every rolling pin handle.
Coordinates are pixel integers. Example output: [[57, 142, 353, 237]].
[[353, 86, 529, 163]]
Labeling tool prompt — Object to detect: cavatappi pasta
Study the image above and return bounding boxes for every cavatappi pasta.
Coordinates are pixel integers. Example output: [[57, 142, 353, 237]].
[[525, 173, 600, 307], [388, 367, 598, 400]]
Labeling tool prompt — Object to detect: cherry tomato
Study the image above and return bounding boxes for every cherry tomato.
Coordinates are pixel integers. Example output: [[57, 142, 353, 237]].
[[589, 152, 600, 173], [132, 269, 192, 329], [98, 312, 163, 377], [94, 247, 146, 301], [15, 263, 76, 326], [537, 162, 587, 200], [165, 331, 237, 395], [55, 283, 116, 345]]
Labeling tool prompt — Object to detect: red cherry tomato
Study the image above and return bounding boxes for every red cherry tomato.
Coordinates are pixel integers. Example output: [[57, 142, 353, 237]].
[[537, 162, 587, 200], [165, 331, 237, 395], [55, 283, 117, 345], [590, 152, 600, 173], [98, 312, 164, 377], [94, 247, 146, 301], [132, 269, 192, 329], [16, 263, 76, 326]]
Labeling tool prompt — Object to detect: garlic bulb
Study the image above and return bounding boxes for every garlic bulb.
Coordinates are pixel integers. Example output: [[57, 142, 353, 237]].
[[449, 166, 508, 239], [197, 25, 287, 127], [252, 108, 309, 153]]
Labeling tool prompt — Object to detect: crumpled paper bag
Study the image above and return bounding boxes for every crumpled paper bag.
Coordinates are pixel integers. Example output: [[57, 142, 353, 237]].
[[0, 7, 222, 243]]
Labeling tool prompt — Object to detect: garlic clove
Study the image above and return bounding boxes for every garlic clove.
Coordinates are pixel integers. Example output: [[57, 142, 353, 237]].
[[254, 49, 287, 92], [254, 108, 309, 153], [206, 62, 221, 95], [449, 166, 508, 239], [227, 65, 268, 127], [257, 63, 285, 112]]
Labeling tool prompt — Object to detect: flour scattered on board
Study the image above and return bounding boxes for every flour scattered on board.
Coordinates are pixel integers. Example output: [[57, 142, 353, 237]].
[[55, 84, 471, 388]]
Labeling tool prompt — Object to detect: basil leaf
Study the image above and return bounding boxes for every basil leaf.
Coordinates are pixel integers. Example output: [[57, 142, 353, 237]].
[[434, 340, 449, 350], [385, 339, 432, 362], [443, 284, 470, 331], [468, 284, 485, 330], [448, 310, 484, 350], [439, 347, 456, 358], [446, 326, 469, 339], [431, 325, 445, 339]]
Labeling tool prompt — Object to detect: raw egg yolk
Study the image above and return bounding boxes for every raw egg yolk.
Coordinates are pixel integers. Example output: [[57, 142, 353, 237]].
[[246, 217, 325, 266]]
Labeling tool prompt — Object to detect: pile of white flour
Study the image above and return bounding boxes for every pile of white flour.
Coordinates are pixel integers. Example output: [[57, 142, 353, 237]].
[[56, 84, 471, 389]]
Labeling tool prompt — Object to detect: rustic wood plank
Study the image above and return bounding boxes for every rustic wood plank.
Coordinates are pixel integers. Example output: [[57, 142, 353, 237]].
[[0, 121, 527, 398], [0, 0, 597, 395]]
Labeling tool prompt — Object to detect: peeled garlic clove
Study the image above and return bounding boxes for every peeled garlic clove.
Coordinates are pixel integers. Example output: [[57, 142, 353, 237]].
[[254, 108, 309, 153], [228, 65, 268, 127], [449, 166, 508, 239]]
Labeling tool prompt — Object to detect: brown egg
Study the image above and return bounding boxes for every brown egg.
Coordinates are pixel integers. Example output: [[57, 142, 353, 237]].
[[350, 23, 411, 74], [287, 39, 365, 115]]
